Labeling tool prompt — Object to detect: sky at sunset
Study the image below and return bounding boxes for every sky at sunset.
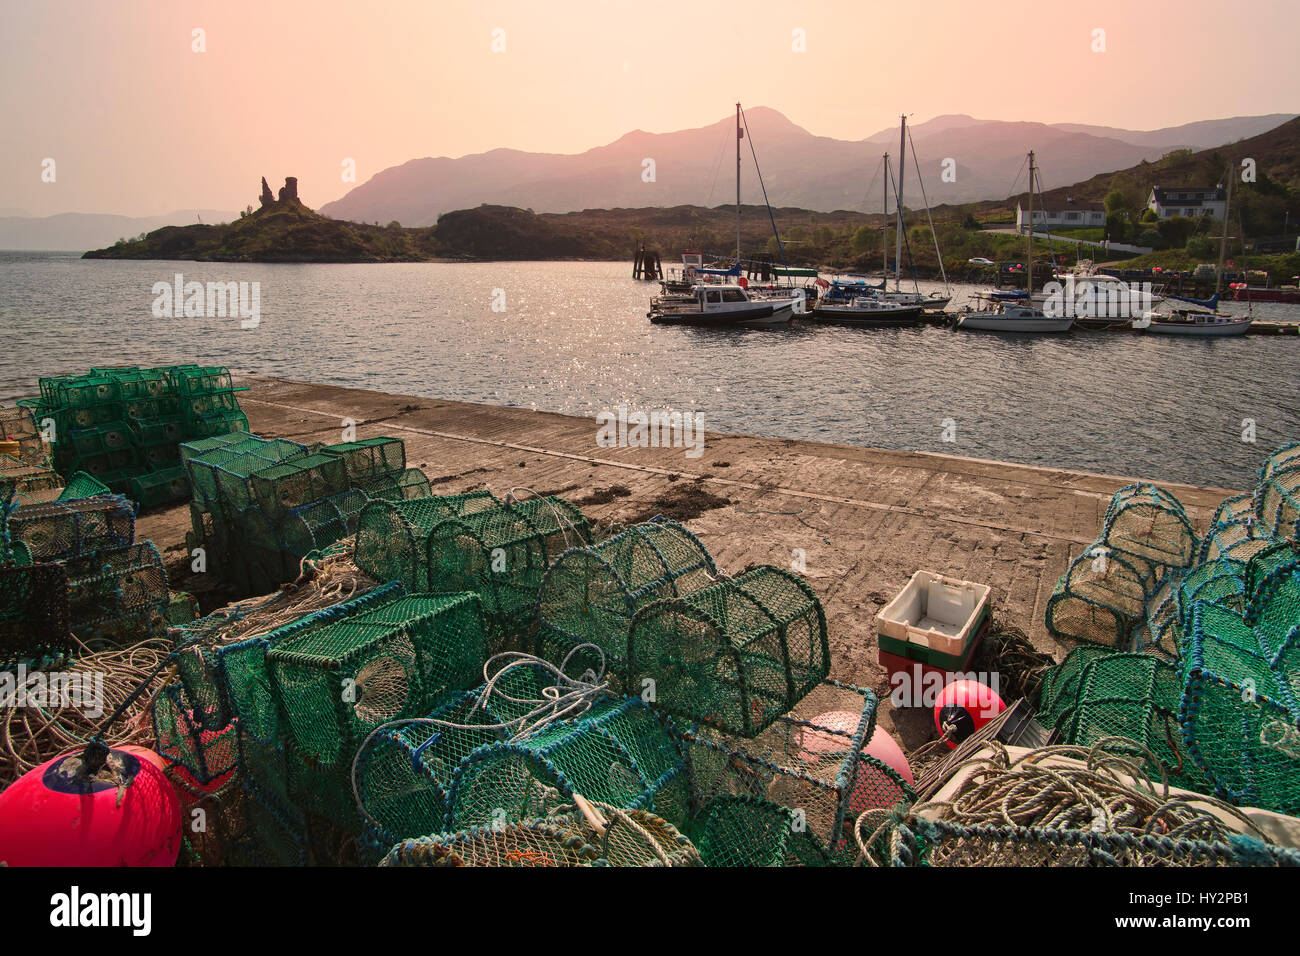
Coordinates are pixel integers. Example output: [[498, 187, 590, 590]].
[[3, 0, 1297, 217]]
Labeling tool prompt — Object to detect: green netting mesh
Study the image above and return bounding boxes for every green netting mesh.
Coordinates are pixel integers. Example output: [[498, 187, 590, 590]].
[[354, 492, 501, 591], [1257, 464, 1300, 543], [267, 592, 487, 769], [1178, 557, 1247, 632], [688, 795, 833, 867], [153, 682, 239, 784], [1045, 546, 1147, 647], [320, 437, 405, 482], [62, 540, 168, 629], [0, 562, 70, 662], [379, 805, 701, 867], [537, 520, 719, 684], [357, 666, 689, 847], [424, 498, 592, 637], [8, 494, 135, 561], [35, 365, 249, 502], [1040, 650, 1209, 791], [56, 471, 111, 501], [250, 453, 349, 519], [679, 679, 913, 861], [1100, 483, 1197, 578], [1180, 601, 1300, 814], [1131, 568, 1183, 660], [1037, 645, 1114, 726], [279, 489, 369, 558], [627, 565, 829, 737], [358, 468, 432, 502], [1, 454, 59, 502], [211, 582, 408, 745], [1197, 495, 1278, 565]]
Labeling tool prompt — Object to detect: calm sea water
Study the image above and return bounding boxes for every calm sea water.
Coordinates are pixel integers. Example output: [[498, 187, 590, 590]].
[[2, 252, 1297, 489]]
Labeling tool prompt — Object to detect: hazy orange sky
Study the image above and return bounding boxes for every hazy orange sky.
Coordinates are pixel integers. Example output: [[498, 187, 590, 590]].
[[3, 0, 1297, 217]]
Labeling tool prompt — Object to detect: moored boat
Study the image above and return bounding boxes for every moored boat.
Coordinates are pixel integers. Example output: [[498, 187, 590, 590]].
[[648, 283, 796, 328]]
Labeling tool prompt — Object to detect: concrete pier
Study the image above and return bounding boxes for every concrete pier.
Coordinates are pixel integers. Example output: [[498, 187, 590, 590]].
[[136, 373, 1238, 745]]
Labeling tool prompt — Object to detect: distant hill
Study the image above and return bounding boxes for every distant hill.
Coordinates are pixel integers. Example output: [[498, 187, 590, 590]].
[[83, 195, 438, 263], [0, 209, 237, 251], [320, 108, 1297, 225]]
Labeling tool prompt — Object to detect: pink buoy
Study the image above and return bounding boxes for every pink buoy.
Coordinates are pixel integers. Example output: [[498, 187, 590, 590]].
[[934, 679, 1005, 748], [0, 745, 181, 867], [798, 710, 914, 786]]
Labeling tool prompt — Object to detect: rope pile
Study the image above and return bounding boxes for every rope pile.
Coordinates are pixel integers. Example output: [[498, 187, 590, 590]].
[[856, 738, 1283, 867], [1, 633, 171, 778]]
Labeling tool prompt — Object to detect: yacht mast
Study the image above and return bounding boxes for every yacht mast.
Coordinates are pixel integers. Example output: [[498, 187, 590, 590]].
[[1215, 172, 1232, 297], [894, 115, 906, 291], [1026, 150, 1035, 296], [736, 102, 742, 266], [882, 153, 889, 277]]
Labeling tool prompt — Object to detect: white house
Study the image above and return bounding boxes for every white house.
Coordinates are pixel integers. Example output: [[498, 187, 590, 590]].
[[1147, 185, 1226, 220], [1015, 198, 1106, 233]]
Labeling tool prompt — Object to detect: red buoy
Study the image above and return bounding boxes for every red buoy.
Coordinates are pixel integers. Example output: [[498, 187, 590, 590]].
[[934, 679, 1005, 748], [0, 745, 181, 866]]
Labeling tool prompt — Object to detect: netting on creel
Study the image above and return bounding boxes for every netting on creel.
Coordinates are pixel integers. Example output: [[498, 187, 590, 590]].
[[153, 682, 240, 785], [1197, 493, 1278, 564], [359, 468, 432, 502], [1, 403, 48, 467], [1045, 546, 1148, 647], [353, 491, 500, 591], [1257, 449, 1300, 543], [1180, 601, 1300, 815], [320, 437, 406, 483], [250, 453, 350, 520], [267, 592, 488, 770], [537, 520, 719, 687], [688, 795, 833, 867], [425, 497, 592, 639], [7, 494, 135, 562], [379, 802, 701, 867], [57, 471, 112, 501], [1100, 483, 1198, 579], [1244, 542, 1300, 642], [356, 662, 690, 847], [679, 679, 914, 862], [279, 489, 369, 559], [0, 454, 59, 502], [626, 565, 830, 737], [1036, 650, 1209, 793], [62, 540, 169, 633], [1130, 568, 1183, 660], [870, 741, 1299, 867], [0, 562, 70, 663], [168, 556, 388, 739]]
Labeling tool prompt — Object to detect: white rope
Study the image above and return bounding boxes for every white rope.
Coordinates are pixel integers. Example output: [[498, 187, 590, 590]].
[[349, 644, 613, 832]]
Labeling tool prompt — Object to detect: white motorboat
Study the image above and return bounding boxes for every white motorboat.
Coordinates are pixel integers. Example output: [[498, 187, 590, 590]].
[[648, 283, 796, 328]]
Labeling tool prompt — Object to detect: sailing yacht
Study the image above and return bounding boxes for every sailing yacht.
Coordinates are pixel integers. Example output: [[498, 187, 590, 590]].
[[647, 104, 800, 328], [956, 150, 1073, 334], [1137, 171, 1252, 337]]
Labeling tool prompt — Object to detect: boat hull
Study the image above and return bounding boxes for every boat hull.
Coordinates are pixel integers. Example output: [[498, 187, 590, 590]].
[[956, 315, 1074, 333], [649, 302, 794, 328], [1145, 319, 1251, 336], [808, 305, 922, 326]]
